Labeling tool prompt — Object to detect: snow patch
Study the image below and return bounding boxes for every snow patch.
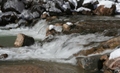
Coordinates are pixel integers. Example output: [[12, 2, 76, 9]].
[[83, 0, 97, 5], [116, 3, 120, 13], [98, 1, 115, 8], [109, 48, 120, 60], [76, 7, 91, 12]]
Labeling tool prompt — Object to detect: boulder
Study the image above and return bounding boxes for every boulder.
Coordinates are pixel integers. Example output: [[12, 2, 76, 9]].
[[0, 12, 17, 26], [14, 33, 35, 47], [2, 0, 25, 14], [100, 54, 120, 73], [93, 5, 116, 16], [76, 55, 104, 71]]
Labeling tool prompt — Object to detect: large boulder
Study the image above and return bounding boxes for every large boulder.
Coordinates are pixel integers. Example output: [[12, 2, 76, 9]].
[[2, 0, 25, 14], [93, 1, 116, 16], [14, 33, 35, 47]]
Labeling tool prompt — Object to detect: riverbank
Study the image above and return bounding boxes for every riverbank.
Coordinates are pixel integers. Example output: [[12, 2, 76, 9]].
[[0, 60, 84, 73]]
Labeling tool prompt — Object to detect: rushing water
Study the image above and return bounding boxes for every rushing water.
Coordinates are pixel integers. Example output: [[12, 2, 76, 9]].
[[0, 18, 113, 65]]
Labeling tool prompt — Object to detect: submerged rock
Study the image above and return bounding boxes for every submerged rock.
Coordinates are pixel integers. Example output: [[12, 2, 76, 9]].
[[0, 53, 8, 59], [14, 33, 35, 47]]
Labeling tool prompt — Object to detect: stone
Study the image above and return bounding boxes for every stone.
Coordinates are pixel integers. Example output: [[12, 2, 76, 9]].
[[2, 0, 25, 14], [0, 54, 8, 59], [93, 5, 116, 16], [14, 33, 35, 47], [76, 55, 104, 71], [0, 11, 17, 26], [41, 12, 49, 19], [62, 22, 74, 32], [46, 28, 57, 36]]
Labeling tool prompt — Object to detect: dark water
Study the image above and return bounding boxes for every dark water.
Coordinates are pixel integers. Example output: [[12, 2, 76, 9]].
[[0, 36, 16, 47]]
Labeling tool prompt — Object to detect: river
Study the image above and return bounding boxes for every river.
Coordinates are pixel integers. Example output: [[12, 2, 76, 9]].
[[0, 15, 120, 73]]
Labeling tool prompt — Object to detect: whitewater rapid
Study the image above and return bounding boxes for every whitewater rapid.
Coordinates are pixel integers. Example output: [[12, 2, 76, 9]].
[[0, 20, 112, 64]]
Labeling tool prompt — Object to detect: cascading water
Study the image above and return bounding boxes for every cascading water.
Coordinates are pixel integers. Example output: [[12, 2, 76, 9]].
[[0, 19, 112, 65]]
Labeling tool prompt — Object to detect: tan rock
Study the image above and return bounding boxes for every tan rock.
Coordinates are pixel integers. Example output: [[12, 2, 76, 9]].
[[41, 12, 49, 19], [46, 16, 57, 21], [93, 5, 116, 16], [62, 23, 71, 31], [14, 33, 35, 47], [46, 28, 57, 36]]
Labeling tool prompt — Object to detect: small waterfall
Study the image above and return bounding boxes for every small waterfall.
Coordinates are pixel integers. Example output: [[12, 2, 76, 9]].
[[0, 20, 48, 40]]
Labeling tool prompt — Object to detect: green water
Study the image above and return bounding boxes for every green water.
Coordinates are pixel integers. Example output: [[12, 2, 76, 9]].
[[0, 36, 16, 47]]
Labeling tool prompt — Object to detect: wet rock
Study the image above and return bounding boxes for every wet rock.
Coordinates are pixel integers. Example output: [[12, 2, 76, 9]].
[[22, 0, 33, 9], [2, 0, 25, 14], [31, 4, 45, 15], [46, 16, 58, 21], [0, 12, 17, 26], [0, 54, 8, 59], [100, 54, 120, 73], [17, 19, 28, 27], [93, 5, 116, 16], [76, 55, 104, 71], [14, 33, 35, 47]]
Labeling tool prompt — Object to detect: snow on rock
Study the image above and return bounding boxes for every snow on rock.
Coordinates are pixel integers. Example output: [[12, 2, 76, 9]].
[[98, 1, 115, 8], [116, 3, 120, 13], [109, 48, 120, 60], [49, 25, 55, 30], [62, 2, 71, 10], [118, 0, 120, 2], [69, 0, 77, 9], [82, 0, 97, 5], [66, 22, 73, 25], [76, 7, 91, 12]]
